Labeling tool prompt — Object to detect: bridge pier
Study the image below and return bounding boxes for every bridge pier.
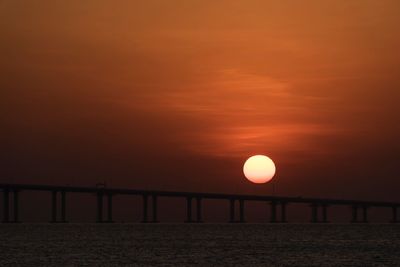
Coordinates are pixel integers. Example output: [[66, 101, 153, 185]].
[[351, 205, 359, 223], [61, 191, 67, 223], [266, 201, 287, 223], [352, 205, 368, 223], [362, 206, 368, 223], [270, 201, 277, 223], [2, 189, 20, 223], [310, 204, 329, 223], [51, 191, 57, 223], [310, 203, 319, 223], [3, 189, 9, 223], [391, 206, 398, 223], [196, 197, 203, 223], [96, 192, 113, 223], [185, 196, 193, 223], [228, 199, 245, 223], [13, 190, 19, 223], [142, 194, 159, 223], [280, 202, 287, 223], [239, 199, 245, 223], [106, 193, 113, 223], [142, 195, 148, 223], [50, 191, 67, 223], [96, 192, 103, 223], [229, 199, 236, 222], [185, 196, 203, 223], [151, 195, 158, 223], [322, 204, 329, 223]]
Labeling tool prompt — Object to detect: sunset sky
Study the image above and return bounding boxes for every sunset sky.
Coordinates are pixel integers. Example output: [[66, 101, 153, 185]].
[[1, 0, 400, 201]]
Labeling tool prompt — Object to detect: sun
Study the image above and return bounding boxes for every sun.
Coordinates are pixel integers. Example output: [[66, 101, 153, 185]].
[[243, 155, 276, 184]]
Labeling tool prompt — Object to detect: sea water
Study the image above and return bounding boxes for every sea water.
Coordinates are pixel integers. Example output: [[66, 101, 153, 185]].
[[1, 223, 400, 266]]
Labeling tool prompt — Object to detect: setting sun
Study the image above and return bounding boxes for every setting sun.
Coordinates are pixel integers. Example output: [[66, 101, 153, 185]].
[[243, 155, 276, 184]]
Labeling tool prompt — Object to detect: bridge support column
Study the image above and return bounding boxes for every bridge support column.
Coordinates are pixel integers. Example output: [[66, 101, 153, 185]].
[[3, 189, 9, 223], [310, 204, 319, 223], [96, 192, 103, 223], [351, 205, 359, 223], [61, 191, 67, 223], [280, 202, 287, 223], [13, 190, 19, 223], [151, 195, 158, 223], [142, 195, 148, 223], [270, 201, 277, 223], [322, 204, 329, 223], [2, 189, 20, 223], [51, 191, 57, 223], [229, 199, 235, 223], [239, 199, 245, 223], [107, 194, 113, 223], [362, 206, 368, 223], [196, 197, 203, 223], [391, 206, 398, 223], [185, 197, 193, 223]]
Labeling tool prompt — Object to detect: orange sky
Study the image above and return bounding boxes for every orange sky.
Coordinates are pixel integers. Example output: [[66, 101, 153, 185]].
[[1, 1, 400, 200]]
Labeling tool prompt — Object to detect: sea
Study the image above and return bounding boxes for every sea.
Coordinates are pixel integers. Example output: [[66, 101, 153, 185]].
[[1, 223, 400, 266]]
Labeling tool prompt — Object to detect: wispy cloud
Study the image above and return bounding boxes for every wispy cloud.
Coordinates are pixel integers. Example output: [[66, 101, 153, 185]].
[[144, 69, 340, 157]]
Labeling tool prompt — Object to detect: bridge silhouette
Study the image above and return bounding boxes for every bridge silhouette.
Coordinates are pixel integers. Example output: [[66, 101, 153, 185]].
[[1, 183, 399, 223]]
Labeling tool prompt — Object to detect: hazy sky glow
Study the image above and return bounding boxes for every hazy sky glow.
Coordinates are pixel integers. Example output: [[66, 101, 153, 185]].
[[1, 0, 400, 200]]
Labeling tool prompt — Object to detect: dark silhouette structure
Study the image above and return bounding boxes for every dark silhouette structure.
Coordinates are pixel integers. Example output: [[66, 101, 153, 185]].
[[1, 183, 399, 223]]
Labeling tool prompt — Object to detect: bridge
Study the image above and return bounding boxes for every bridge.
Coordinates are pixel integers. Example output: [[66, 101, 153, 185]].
[[1, 183, 399, 223]]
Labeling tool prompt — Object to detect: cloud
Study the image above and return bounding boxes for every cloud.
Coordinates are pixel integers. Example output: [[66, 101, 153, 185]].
[[141, 69, 340, 157]]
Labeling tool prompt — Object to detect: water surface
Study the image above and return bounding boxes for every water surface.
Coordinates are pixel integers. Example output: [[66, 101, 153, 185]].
[[1, 223, 399, 266]]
